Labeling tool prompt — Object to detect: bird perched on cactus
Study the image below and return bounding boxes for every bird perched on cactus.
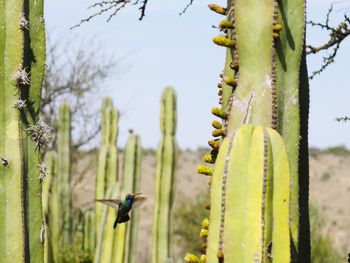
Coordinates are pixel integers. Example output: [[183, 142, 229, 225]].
[[96, 193, 145, 228]]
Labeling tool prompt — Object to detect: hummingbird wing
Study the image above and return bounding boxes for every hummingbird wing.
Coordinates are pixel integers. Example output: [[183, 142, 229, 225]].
[[95, 199, 121, 210], [132, 196, 147, 208]]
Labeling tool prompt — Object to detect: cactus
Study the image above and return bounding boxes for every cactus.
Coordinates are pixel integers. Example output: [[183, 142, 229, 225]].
[[83, 209, 96, 259], [42, 151, 56, 263], [118, 131, 142, 263], [96, 97, 119, 237], [152, 87, 177, 263], [94, 182, 121, 263], [94, 131, 142, 263], [57, 102, 73, 247], [0, 0, 46, 262], [191, 0, 309, 262]]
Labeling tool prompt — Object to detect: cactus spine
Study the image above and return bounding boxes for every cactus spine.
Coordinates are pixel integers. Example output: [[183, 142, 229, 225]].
[[57, 102, 73, 247], [193, 0, 309, 262], [152, 87, 177, 263], [96, 97, 119, 237], [0, 0, 46, 261]]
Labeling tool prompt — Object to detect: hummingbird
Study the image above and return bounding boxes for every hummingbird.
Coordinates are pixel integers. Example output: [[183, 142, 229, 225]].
[[96, 193, 146, 228]]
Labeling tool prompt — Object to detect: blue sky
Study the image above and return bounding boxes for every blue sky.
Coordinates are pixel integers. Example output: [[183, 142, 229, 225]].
[[45, 0, 350, 149]]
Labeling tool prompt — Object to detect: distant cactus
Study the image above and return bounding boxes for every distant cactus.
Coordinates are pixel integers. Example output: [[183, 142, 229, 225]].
[[94, 131, 142, 263], [152, 87, 177, 263], [190, 0, 309, 262], [96, 97, 119, 239], [57, 102, 73, 246], [0, 1, 46, 262]]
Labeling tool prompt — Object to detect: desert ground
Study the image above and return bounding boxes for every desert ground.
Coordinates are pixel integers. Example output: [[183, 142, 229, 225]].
[[72, 148, 350, 261]]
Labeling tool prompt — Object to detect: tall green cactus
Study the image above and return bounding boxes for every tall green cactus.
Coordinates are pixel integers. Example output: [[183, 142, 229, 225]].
[[42, 151, 56, 263], [0, 0, 46, 262], [83, 209, 96, 259], [57, 102, 73, 247], [191, 1, 309, 262], [152, 87, 177, 263], [94, 131, 142, 263], [96, 97, 119, 236], [119, 131, 142, 263]]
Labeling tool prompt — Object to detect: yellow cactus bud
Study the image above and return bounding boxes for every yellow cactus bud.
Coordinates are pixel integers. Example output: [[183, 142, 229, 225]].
[[219, 19, 233, 29], [184, 253, 201, 263], [223, 76, 237, 87], [200, 228, 208, 237], [217, 251, 224, 259], [212, 129, 226, 137], [202, 218, 209, 229], [273, 32, 280, 39], [208, 3, 226, 15], [197, 165, 213, 176], [218, 89, 222, 96], [211, 120, 222, 129], [230, 61, 239, 71], [211, 107, 228, 119], [273, 23, 283, 32], [213, 36, 235, 48], [217, 82, 222, 88], [200, 254, 207, 263], [208, 177, 212, 185], [208, 139, 220, 150]]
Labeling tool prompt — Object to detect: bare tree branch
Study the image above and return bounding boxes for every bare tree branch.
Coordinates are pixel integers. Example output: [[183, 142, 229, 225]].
[[307, 3, 350, 79], [70, 0, 149, 29], [179, 0, 194, 16], [335, 116, 350, 122], [42, 34, 122, 150]]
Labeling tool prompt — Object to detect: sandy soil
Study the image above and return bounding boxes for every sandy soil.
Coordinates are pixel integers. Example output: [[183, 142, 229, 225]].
[[71, 150, 350, 261]]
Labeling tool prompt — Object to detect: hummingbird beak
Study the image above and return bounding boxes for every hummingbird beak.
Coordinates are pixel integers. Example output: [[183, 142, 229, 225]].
[[133, 193, 143, 196]]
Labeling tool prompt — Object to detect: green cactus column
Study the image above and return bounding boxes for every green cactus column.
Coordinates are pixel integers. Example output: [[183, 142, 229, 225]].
[[111, 131, 142, 263], [96, 97, 119, 236], [192, 0, 309, 262], [57, 102, 72, 247], [152, 87, 177, 263], [0, 0, 46, 262]]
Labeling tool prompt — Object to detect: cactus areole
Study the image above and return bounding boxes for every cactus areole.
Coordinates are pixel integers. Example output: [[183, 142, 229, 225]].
[[188, 0, 309, 262]]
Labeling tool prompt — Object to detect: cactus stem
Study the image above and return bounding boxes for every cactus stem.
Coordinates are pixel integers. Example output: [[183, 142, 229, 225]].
[[208, 3, 227, 15], [217, 82, 222, 88], [204, 203, 211, 210], [213, 36, 235, 48], [14, 99, 27, 110]]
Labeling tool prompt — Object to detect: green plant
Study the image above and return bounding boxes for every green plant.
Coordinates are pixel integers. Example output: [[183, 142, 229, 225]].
[[309, 205, 343, 263], [58, 102, 73, 246], [96, 97, 119, 236], [94, 132, 142, 263], [0, 1, 46, 261], [173, 193, 210, 257], [152, 87, 178, 263], [190, 0, 310, 261]]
